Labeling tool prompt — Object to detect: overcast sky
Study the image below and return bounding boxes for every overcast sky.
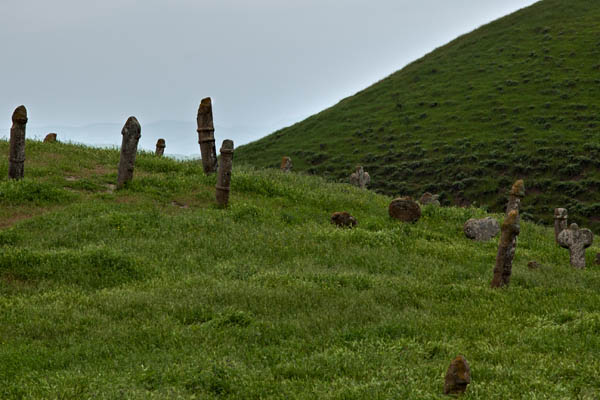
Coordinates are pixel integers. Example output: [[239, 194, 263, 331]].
[[0, 0, 538, 155]]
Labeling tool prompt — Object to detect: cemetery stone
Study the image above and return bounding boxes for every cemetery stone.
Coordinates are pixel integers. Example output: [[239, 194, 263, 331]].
[[43, 133, 57, 143], [216, 139, 234, 207], [554, 208, 568, 244], [349, 166, 370, 189], [419, 192, 440, 206], [444, 355, 471, 395], [331, 212, 357, 228], [389, 197, 421, 223], [117, 116, 141, 189], [281, 156, 292, 172], [558, 223, 593, 269], [463, 217, 500, 241], [491, 210, 520, 288], [197, 97, 218, 174], [155, 138, 166, 157], [8, 105, 28, 180]]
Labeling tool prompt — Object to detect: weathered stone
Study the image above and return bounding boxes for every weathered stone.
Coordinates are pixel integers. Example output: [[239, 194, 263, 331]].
[[116, 116, 141, 189], [463, 217, 500, 241], [507, 179, 525, 214], [43, 133, 57, 143], [528, 261, 541, 269], [349, 166, 370, 189], [554, 208, 568, 244], [444, 355, 471, 395], [281, 156, 292, 172], [331, 212, 357, 228], [8, 105, 28, 180], [216, 139, 234, 207], [558, 223, 593, 269], [419, 192, 440, 206], [197, 97, 218, 174], [491, 210, 520, 288], [155, 138, 166, 157], [389, 197, 421, 223]]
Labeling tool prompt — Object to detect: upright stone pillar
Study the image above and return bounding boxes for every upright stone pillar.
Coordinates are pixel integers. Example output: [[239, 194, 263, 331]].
[[197, 97, 218, 174], [117, 117, 141, 189], [8, 105, 28, 180], [155, 138, 166, 157], [554, 208, 568, 244], [216, 139, 234, 207], [507, 179, 525, 214], [491, 210, 521, 288], [281, 156, 292, 172]]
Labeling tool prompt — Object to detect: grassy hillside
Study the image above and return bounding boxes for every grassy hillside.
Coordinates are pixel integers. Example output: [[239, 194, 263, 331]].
[[234, 0, 600, 232], [1, 140, 600, 398]]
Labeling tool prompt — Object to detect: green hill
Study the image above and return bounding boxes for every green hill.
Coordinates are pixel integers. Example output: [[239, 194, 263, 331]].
[[235, 0, 600, 232], [1, 140, 600, 398]]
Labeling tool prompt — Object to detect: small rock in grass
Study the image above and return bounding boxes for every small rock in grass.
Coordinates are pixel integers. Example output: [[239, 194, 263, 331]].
[[389, 197, 421, 223], [44, 133, 57, 143], [419, 192, 440, 206], [463, 217, 500, 241], [528, 261, 541, 269], [444, 355, 471, 395], [331, 212, 357, 228]]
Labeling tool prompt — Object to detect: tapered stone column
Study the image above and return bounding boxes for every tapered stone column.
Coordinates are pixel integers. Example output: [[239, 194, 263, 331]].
[[197, 97, 218, 174], [491, 210, 520, 288], [155, 138, 166, 157], [8, 105, 28, 180], [554, 208, 568, 244], [216, 139, 234, 207], [117, 117, 141, 189]]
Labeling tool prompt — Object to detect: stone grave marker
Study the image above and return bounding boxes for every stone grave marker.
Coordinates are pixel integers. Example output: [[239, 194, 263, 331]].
[[44, 133, 57, 143], [558, 223, 593, 269], [463, 217, 500, 241], [155, 138, 166, 157], [444, 355, 471, 395], [197, 97, 218, 174], [491, 210, 520, 288], [331, 212, 357, 228], [216, 139, 234, 207], [349, 166, 370, 189], [554, 208, 568, 244], [419, 192, 440, 206], [8, 105, 28, 180], [117, 116, 141, 189], [281, 156, 292, 172]]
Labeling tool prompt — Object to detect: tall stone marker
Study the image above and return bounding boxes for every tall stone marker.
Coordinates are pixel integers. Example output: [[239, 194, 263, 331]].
[[281, 156, 292, 172], [554, 208, 568, 244], [558, 223, 593, 269], [507, 179, 525, 214], [197, 97, 218, 174], [8, 105, 28, 180], [117, 117, 141, 189], [349, 166, 370, 189], [155, 138, 166, 157], [491, 210, 520, 288], [216, 139, 234, 207], [44, 133, 57, 143]]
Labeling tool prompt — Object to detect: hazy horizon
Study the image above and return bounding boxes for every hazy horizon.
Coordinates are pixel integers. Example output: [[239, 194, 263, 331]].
[[1, 0, 538, 155]]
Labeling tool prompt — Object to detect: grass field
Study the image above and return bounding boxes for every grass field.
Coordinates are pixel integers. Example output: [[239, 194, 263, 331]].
[[0, 140, 599, 398], [234, 0, 600, 233]]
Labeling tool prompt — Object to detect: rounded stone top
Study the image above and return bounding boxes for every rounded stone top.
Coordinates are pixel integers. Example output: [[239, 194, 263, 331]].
[[220, 139, 234, 153], [569, 223, 579, 230], [156, 138, 166, 148], [122, 116, 141, 138], [198, 97, 212, 113], [12, 105, 28, 124], [510, 179, 525, 197], [554, 208, 568, 219]]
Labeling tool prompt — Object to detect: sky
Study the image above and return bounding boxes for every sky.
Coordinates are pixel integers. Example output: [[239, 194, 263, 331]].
[[0, 0, 539, 156]]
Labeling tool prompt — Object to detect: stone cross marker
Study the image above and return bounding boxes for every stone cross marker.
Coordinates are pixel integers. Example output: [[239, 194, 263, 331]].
[[554, 208, 568, 244], [349, 166, 370, 189], [558, 223, 593, 269], [444, 355, 471, 395], [197, 97, 218, 174], [281, 156, 292, 172], [44, 133, 57, 143], [155, 138, 166, 157], [117, 116, 141, 189], [216, 139, 234, 207], [491, 210, 520, 288], [8, 105, 28, 180]]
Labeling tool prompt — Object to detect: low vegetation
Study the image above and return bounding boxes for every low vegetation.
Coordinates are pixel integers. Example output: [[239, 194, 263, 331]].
[[1, 140, 599, 398], [234, 0, 600, 232]]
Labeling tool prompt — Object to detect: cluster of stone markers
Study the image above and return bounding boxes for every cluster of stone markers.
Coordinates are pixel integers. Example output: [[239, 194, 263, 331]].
[[6, 99, 234, 207]]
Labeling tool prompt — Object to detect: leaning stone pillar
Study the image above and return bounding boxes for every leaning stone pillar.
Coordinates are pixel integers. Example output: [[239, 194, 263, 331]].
[[491, 210, 520, 288], [554, 208, 568, 244], [507, 179, 524, 214], [216, 139, 234, 207], [117, 117, 141, 189], [8, 105, 28, 180], [155, 138, 166, 157], [197, 97, 218, 174]]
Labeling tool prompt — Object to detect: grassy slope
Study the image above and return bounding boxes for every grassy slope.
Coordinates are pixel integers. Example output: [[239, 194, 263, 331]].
[[0, 140, 600, 398], [234, 0, 600, 232]]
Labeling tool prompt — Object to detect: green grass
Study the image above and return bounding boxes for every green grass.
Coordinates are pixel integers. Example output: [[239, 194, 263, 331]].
[[0, 140, 600, 398], [234, 0, 600, 233]]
